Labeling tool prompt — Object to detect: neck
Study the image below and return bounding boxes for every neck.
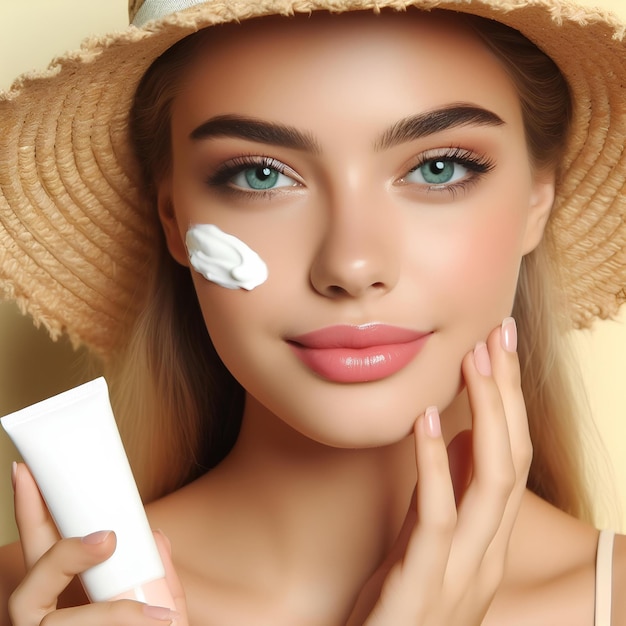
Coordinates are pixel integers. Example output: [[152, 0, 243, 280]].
[[210, 396, 411, 603], [198, 391, 472, 619]]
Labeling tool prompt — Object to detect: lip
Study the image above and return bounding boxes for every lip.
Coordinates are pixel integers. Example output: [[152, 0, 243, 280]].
[[287, 324, 432, 383]]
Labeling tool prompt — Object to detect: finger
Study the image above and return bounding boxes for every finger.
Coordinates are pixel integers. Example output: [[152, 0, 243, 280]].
[[154, 530, 189, 623], [388, 410, 456, 609], [448, 341, 515, 576], [464, 341, 514, 490], [13, 463, 61, 570], [9, 532, 116, 622], [480, 318, 531, 566], [449, 320, 530, 593], [487, 317, 532, 481], [27, 600, 178, 626]]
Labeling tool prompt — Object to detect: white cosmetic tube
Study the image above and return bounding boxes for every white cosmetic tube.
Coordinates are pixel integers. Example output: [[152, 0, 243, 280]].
[[1, 378, 176, 609]]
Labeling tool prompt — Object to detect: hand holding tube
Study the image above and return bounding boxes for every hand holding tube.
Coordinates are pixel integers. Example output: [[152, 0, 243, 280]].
[[8, 463, 187, 625], [1, 379, 174, 607], [346, 318, 531, 625]]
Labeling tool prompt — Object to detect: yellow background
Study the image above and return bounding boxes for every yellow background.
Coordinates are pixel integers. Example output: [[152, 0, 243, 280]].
[[1, 0, 625, 546]]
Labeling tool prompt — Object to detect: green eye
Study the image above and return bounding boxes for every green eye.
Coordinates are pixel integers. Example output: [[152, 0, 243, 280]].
[[229, 163, 297, 191], [208, 156, 301, 192], [244, 166, 280, 190], [400, 149, 495, 192], [418, 160, 458, 184]]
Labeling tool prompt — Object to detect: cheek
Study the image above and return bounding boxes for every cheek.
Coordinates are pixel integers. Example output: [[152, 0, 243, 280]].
[[191, 280, 262, 386], [414, 203, 527, 322], [189, 234, 296, 362], [459, 215, 522, 294]]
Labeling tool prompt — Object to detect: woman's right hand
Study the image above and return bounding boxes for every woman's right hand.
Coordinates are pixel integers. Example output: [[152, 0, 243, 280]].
[[8, 463, 187, 626]]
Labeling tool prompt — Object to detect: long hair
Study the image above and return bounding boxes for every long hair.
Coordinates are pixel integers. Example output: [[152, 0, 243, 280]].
[[111, 11, 593, 520]]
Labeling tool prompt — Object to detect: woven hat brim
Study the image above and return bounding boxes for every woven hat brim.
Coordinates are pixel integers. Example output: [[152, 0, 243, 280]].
[[0, 0, 624, 357]]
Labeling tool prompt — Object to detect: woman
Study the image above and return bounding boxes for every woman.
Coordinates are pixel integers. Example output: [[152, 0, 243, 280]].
[[0, 1, 625, 624]]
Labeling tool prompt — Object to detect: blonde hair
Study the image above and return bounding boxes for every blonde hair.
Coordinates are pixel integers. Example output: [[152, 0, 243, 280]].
[[112, 11, 593, 520], [106, 241, 243, 499], [514, 244, 593, 520]]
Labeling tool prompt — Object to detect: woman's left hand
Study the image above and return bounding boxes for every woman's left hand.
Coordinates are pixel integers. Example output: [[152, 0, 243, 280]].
[[346, 319, 531, 625]]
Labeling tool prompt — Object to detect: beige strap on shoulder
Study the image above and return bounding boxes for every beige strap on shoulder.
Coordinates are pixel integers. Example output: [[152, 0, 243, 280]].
[[595, 529, 615, 626]]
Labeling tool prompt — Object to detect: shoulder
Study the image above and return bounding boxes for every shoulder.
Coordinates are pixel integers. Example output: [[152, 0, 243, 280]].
[[489, 492, 601, 625], [509, 493, 626, 626], [0, 540, 25, 625]]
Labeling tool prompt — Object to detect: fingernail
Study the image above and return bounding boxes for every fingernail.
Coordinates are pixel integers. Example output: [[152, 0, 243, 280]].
[[474, 342, 492, 376], [424, 406, 441, 438], [501, 317, 517, 353], [143, 605, 181, 621], [82, 530, 112, 545], [11, 461, 17, 491]]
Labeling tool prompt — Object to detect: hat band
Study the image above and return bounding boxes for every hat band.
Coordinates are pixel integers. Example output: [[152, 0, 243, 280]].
[[132, 0, 207, 27]]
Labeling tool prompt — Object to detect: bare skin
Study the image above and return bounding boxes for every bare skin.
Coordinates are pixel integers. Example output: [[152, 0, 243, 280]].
[[2, 421, 624, 625], [0, 10, 625, 626]]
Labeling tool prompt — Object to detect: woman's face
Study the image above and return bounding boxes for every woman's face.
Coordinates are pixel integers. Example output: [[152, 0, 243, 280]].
[[161, 11, 554, 447]]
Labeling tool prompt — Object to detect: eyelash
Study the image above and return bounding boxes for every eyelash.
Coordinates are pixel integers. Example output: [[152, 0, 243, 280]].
[[401, 147, 495, 196], [205, 155, 295, 190], [204, 148, 495, 197]]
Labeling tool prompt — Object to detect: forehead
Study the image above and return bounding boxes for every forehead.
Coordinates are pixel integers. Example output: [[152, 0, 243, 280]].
[[172, 10, 523, 137]]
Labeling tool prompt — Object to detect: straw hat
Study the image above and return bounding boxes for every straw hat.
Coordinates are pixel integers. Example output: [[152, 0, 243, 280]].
[[0, 0, 624, 358]]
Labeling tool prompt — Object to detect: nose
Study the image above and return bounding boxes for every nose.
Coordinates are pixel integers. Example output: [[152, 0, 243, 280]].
[[309, 189, 401, 299]]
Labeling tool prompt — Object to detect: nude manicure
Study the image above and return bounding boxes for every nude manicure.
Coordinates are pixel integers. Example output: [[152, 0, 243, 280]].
[[424, 406, 442, 438], [501, 317, 517, 352], [82, 530, 113, 545], [474, 341, 492, 376], [143, 605, 181, 622]]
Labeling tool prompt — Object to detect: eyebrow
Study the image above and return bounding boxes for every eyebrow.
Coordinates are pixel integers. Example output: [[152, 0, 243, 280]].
[[189, 104, 505, 153], [375, 104, 505, 151], [190, 114, 321, 153]]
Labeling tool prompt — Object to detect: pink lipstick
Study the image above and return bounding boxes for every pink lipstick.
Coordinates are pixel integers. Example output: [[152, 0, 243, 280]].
[[288, 324, 431, 383]]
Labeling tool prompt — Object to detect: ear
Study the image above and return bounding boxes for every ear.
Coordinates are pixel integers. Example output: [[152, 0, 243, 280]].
[[157, 180, 189, 267], [521, 170, 555, 255]]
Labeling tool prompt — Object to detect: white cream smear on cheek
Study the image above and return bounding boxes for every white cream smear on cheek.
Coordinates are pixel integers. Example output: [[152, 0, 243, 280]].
[[185, 224, 268, 290]]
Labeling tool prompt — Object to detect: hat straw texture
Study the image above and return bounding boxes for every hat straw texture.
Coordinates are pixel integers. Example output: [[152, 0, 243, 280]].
[[0, 0, 624, 357]]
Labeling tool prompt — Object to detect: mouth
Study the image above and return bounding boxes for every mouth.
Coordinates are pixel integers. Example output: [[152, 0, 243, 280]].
[[287, 324, 432, 383]]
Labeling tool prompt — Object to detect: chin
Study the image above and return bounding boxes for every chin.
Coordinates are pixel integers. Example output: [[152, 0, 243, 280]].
[[249, 368, 462, 450]]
